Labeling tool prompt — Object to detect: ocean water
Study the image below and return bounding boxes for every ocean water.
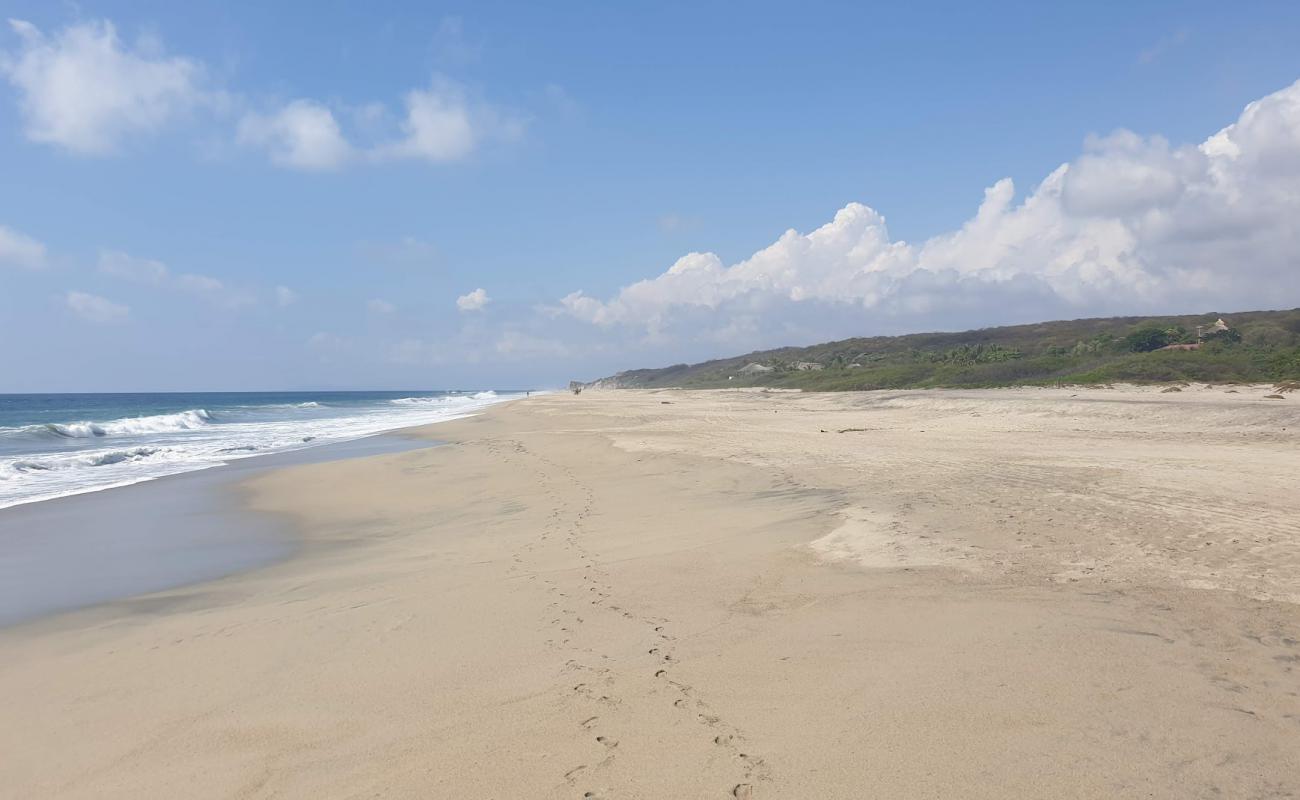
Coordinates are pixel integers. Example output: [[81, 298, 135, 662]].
[[0, 390, 522, 509]]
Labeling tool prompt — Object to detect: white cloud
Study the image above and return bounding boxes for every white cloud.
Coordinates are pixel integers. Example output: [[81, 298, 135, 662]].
[[0, 225, 45, 269], [275, 286, 297, 307], [377, 78, 478, 163], [97, 248, 260, 308], [367, 298, 395, 314], [243, 77, 519, 170], [98, 249, 167, 283], [175, 273, 223, 293], [237, 99, 352, 170], [1, 19, 203, 154], [457, 287, 489, 311], [65, 290, 128, 323], [556, 79, 1300, 346]]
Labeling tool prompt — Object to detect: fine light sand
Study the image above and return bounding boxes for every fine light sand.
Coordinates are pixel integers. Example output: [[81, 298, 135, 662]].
[[2, 385, 1299, 798]]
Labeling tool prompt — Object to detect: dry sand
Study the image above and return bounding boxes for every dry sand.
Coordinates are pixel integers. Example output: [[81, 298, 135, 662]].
[[2, 385, 1299, 798]]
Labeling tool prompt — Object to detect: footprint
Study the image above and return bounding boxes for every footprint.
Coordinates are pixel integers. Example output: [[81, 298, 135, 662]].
[[714, 734, 733, 746], [733, 784, 753, 799], [580, 716, 599, 729], [596, 735, 619, 748]]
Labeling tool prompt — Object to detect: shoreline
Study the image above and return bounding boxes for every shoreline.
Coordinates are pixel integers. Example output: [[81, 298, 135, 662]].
[[2, 387, 1298, 797], [0, 428, 447, 628]]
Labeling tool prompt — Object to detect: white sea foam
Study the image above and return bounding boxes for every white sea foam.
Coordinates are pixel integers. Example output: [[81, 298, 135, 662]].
[[43, 409, 213, 438], [0, 392, 518, 509], [389, 390, 497, 406]]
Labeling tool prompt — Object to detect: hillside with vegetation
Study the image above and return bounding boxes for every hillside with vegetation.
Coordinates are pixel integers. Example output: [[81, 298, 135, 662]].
[[591, 309, 1300, 391]]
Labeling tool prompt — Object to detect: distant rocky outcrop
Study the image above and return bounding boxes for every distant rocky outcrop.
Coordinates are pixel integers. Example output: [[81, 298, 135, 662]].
[[568, 374, 636, 392]]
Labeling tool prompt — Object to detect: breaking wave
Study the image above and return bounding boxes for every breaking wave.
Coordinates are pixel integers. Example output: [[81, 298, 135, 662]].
[[0, 447, 163, 480], [40, 409, 213, 439], [390, 391, 497, 406], [0, 390, 517, 509]]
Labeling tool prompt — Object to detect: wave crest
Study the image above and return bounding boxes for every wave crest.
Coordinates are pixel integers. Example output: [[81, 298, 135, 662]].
[[390, 391, 497, 406], [42, 409, 213, 439]]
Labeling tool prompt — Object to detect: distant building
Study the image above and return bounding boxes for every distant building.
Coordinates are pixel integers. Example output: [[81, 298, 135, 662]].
[[1159, 343, 1201, 351], [1197, 318, 1230, 340], [793, 361, 824, 371], [738, 362, 773, 375]]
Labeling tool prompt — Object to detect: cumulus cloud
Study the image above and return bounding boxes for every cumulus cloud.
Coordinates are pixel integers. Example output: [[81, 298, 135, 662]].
[[1, 19, 203, 154], [556, 79, 1300, 347], [65, 290, 128, 323], [241, 77, 519, 170], [0, 224, 45, 269], [275, 286, 297, 307], [457, 287, 490, 311], [237, 100, 353, 170], [376, 78, 495, 163], [2, 18, 518, 169], [367, 298, 395, 314]]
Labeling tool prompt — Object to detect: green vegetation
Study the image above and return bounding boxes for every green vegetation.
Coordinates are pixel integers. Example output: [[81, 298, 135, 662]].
[[598, 309, 1300, 391]]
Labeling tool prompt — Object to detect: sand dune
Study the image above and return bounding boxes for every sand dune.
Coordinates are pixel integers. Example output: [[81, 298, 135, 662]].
[[2, 386, 1298, 798]]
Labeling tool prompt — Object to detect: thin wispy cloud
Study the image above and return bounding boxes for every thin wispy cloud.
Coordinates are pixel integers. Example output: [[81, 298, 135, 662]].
[[65, 290, 129, 323], [1138, 28, 1190, 65], [430, 16, 481, 66], [355, 236, 439, 269], [98, 248, 263, 309], [657, 213, 700, 235], [98, 249, 168, 283], [0, 225, 46, 269]]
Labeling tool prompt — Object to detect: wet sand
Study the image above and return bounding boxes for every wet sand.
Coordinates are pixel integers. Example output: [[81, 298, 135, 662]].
[[0, 433, 433, 626], [2, 386, 1298, 798]]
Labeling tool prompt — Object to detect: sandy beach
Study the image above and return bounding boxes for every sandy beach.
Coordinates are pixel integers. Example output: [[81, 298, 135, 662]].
[[3, 385, 1299, 798]]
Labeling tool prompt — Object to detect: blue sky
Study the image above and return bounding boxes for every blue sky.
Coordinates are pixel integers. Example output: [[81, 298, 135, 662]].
[[2, 1, 1300, 391]]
